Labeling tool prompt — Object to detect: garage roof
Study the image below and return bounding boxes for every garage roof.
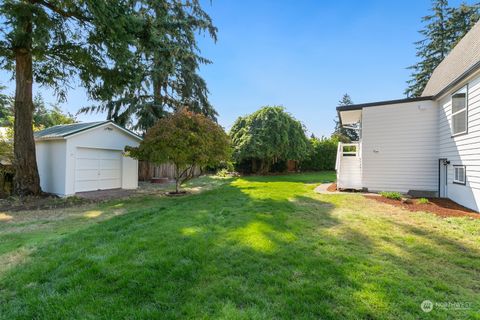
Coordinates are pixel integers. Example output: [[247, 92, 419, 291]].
[[34, 121, 142, 141]]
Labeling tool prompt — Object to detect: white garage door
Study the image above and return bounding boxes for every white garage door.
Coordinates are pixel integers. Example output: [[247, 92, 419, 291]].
[[75, 148, 122, 192]]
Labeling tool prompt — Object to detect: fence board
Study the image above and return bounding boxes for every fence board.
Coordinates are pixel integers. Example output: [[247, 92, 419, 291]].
[[138, 161, 201, 181]]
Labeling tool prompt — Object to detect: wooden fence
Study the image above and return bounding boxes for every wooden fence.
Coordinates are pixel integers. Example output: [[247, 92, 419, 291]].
[[138, 161, 201, 181]]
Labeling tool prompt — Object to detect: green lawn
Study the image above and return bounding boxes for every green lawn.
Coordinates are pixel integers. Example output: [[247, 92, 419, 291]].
[[0, 172, 479, 319]]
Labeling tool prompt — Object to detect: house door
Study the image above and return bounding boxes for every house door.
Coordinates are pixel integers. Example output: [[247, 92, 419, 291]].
[[439, 159, 448, 198]]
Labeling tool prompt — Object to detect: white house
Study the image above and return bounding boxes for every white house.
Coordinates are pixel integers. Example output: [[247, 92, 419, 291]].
[[336, 20, 480, 212], [34, 121, 142, 196]]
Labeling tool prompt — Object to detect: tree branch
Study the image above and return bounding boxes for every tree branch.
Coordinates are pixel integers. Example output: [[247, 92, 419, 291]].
[[33, 0, 92, 22]]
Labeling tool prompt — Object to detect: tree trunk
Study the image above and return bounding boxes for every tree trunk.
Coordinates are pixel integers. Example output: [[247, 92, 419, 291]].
[[13, 48, 41, 195], [0, 171, 5, 196], [259, 159, 271, 175], [174, 164, 180, 194]]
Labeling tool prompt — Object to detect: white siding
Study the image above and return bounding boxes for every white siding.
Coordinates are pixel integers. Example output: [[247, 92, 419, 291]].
[[361, 100, 439, 193], [122, 156, 138, 189], [438, 73, 480, 211], [36, 140, 67, 195], [64, 123, 140, 195], [337, 156, 362, 189]]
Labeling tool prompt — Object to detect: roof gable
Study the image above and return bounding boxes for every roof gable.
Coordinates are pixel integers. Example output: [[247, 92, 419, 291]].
[[34, 121, 142, 141], [422, 20, 480, 97]]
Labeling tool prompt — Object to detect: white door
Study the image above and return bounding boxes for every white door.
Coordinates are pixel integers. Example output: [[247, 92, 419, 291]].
[[75, 148, 122, 192], [439, 159, 448, 198]]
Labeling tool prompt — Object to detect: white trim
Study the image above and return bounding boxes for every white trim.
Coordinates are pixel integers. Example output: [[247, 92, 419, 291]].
[[434, 68, 480, 101], [34, 122, 142, 142], [34, 136, 67, 141], [453, 165, 466, 185], [451, 85, 468, 136], [65, 122, 142, 141]]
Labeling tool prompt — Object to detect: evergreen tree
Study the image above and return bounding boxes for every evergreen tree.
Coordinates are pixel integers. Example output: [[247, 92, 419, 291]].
[[0, 1, 152, 195], [405, 0, 480, 97], [31, 95, 76, 129], [0, 86, 11, 127], [448, 3, 480, 47], [80, 0, 218, 133], [333, 94, 359, 142]]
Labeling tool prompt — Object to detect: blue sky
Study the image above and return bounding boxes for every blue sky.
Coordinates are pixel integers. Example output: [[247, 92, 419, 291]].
[[0, 0, 472, 136]]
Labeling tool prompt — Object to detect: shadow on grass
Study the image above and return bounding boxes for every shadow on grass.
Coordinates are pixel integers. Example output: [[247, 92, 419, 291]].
[[0, 176, 478, 319], [238, 171, 336, 184]]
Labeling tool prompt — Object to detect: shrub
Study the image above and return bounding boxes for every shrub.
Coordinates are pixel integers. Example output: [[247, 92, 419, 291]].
[[418, 198, 430, 204], [379, 191, 403, 200], [215, 168, 229, 177], [205, 160, 235, 174]]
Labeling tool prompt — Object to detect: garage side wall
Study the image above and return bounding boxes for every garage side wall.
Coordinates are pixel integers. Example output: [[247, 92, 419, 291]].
[[64, 124, 140, 195], [122, 156, 138, 189], [361, 100, 439, 194], [36, 140, 67, 195]]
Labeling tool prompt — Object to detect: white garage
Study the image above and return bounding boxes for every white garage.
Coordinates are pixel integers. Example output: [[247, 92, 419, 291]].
[[34, 121, 142, 196]]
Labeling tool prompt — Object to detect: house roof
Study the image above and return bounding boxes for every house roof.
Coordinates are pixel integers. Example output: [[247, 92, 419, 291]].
[[34, 121, 142, 141], [336, 96, 433, 112], [422, 20, 480, 97]]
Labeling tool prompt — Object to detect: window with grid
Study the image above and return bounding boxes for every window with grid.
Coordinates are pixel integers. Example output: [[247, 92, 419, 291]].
[[453, 166, 466, 185]]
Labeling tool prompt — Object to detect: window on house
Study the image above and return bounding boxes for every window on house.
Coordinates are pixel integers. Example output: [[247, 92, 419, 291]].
[[453, 166, 466, 185], [451, 86, 468, 136]]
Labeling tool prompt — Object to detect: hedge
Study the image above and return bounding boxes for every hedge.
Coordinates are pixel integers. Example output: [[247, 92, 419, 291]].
[[300, 137, 338, 171]]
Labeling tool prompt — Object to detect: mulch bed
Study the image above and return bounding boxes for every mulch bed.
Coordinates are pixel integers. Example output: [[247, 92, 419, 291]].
[[327, 183, 337, 192], [365, 195, 479, 219]]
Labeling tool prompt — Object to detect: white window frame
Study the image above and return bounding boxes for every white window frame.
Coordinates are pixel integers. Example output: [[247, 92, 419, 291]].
[[342, 144, 358, 157], [453, 165, 466, 185], [451, 85, 468, 136]]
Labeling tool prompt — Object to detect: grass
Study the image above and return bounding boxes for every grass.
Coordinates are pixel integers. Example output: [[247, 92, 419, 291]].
[[0, 172, 479, 319], [379, 191, 403, 200], [418, 198, 430, 204]]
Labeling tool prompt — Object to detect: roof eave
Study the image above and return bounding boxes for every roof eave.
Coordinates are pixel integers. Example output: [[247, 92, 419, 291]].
[[336, 96, 434, 112], [63, 121, 143, 141], [34, 136, 66, 141], [431, 60, 480, 99]]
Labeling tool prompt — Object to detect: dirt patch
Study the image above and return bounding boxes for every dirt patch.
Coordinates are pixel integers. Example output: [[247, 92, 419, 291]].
[[0, 195, 90, 212], [326, 183, 337, 192], [75, 189, 136, 201], [365, 195, 479, 219]]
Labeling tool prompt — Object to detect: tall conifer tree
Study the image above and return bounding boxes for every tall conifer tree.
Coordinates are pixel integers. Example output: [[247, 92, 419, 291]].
[[405, 1, 479, 97], [333, 94, 359, 142], [81, 0, 218, 133]]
